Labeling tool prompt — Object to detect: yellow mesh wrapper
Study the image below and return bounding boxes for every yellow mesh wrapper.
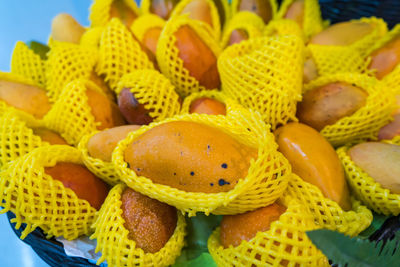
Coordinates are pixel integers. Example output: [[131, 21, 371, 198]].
[[220, 11, 265, 49], [80, 27, 104, 48], [208, 197, 329, 267], [91, 183, 186, 267], [97, 18, 155, 92], [307, 17, 387, 76], [219, 35, 304, 130], [131, 14, 165, 41], [46, 41, 98, 102], [390, 135, 400, 145], [277, 0, 324, 40], [0, 145, 97, 240], [170, 0, 221, 40], [156, 15, 221, 97], [337, 145, 400, 216], [115, 70, 181, 121], [231, 0, 278, 21], [263, 19, 304, 40], [284, 175, 372, 236], [303, 73, 395, 147], [90, 0, 140, 27], [11, 41, 46, 87], [113, 111, 292, 216], [43, 79, 104, 146]]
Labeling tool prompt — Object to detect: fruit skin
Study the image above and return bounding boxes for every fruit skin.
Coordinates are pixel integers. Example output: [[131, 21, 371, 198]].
[[121, 187, 177, 253], [32, 128, 68, 145], [303, 57, 318, 83], [0, 80, 51, 119], [181, 0, 213, 27], [142, 27, 162, 57], [150, 0, 180, 20], [297, 82, 368, 131], [124, 121, 258, 193], [349, 142, 400, 194], [174, 25, 220, 90], [118, 88, 154, 125], [378, 96, 400, 140], [284, 0, 304, 28], [368, 37, 400, 79], [51, 13, 85, 44], [87, 125, 141, 162], [309, 21, 374, 46], [189, 97, 226, 115], [220, 203, 286, 248], [110, 0, 138, 26], [44, 162, 110, 210], [227, 29, 249, 46], [275, 122, 352, 210], [237, 0, 273, 24]]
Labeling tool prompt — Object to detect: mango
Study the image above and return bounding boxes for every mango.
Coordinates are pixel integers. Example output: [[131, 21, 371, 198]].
[[303, 57, 318, 83], [228, 29, 249, 46], [237, 0, 273, 24], [181, 0, 213, 27], [283, 0, 304, 28], [32, 128, 68, 145], [368, 37, 400, 79], [142, 27, 162, 57], [189, 97, 226, 115], [51, 13, 85, 44], [150, 0, 180, 20], [110, 0, 138, 26], [118, 88, 154, 125], [378, 96, 400, 140]]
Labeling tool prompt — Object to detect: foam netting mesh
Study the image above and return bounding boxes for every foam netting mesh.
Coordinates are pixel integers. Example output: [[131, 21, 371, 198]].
[[170, 0, 221, 40], [208, 197, 329, 267], [91, 183, 186, 267], [230, 0, 278, 22], [0, 145, 97, 240], [43, 79, 103, 146], [337, 144, 400, 216], [89, 0, 140, 27], [277, 0, 325, 40], [180, 89, 244, 116], [303, 73, 395, 147], [131, 14, 165, 42], [220, 11, 265, 49], [219, 35, 303, 130], [156, 15, 221, 97], [263, 19, 303, 40], [96, 18, 155, 92], [389, 135, 400, 145], [115, 70, 181, 121], [45, 41, 98, 102], [80, 26, 105, 48], [307, 17, 388, 76], [11, 41, 47, 87], [284, 174, 372, 236], [112, 111, 292, 216]]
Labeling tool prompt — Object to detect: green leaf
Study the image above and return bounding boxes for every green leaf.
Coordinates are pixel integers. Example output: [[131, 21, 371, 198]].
[[358, 212, 389, 238], [27, 41, 50, 60], [307, 229, 400, 267], [173, 253, 217, 267]]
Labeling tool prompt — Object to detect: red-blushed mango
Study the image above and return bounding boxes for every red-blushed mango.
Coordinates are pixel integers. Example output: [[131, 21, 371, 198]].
[[368, 37, 400, 79], [118, 88, 154, 125], [189, 97, 226, 115]]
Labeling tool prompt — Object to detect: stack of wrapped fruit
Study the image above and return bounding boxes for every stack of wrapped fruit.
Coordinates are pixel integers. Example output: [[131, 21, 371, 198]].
[[1, 0, 400, 266]]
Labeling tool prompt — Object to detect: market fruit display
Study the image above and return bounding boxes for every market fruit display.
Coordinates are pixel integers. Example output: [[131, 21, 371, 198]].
[[2, 0, 400, 266]]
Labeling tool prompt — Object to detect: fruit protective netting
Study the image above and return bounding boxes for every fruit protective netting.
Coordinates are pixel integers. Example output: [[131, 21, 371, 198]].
[[112, 111, 292, 216], [96, 18, 155, 92], [277, 0, 325, 40], [11, 41, 46, 87], [263, 19, 303, 40], [156, 15, 221, 97], [80, 27, 104, 49], [131, 14, 165, 41], [307, 17, 387, 76], [337, 145, 400, 216], [91, 183, 186, 267], [170, 0, 221, 40], [303, 73, 395, 147], [45, 41, 98, 102], [220, 11, 265, 49], [180, 90, 244, 116], [0, 145, 97, 240], [230, 0, 278, 22], [43, 79, 104, 146], [208, 197, 329, 267], [89, 0, 140, 27], [284, 175, 372, 236], [219, 35, 303, 130], [115, 70, 181, 122]]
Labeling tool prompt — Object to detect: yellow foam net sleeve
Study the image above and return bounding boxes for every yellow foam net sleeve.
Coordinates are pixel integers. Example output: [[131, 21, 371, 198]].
[[80, 27, 105, 49], [208, 197, 329, 267], [112, 111, 292, 216], [10, 41, 47, 87], [170, 0, 221, 40], [220, 11, 265, 49], [43, 79, 103, 146], [0, 145, 97, 240], [303, 73, 395, 147], [89, 0, 141, 27], [337, 145, 400, 216], [307, 17, 387, 76], [277, 0, 325, 40], [91, 183, 186, 267], [156, 15, 221, 97], [97, 18, 155, 92], [230, 0, 278, 21], [115, 70, 181, 121], [219, 35, 303, 130], [45, 41, 98, 102], [131, 14, 166, 41], [263, 19, 304, 40], [284, 175, 372, 236]]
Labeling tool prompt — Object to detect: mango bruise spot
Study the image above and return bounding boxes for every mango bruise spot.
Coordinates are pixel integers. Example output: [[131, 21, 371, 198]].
[[189, 97, 226, 115], [368, 37, 400, 79], [124, 121, 258, 193]]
